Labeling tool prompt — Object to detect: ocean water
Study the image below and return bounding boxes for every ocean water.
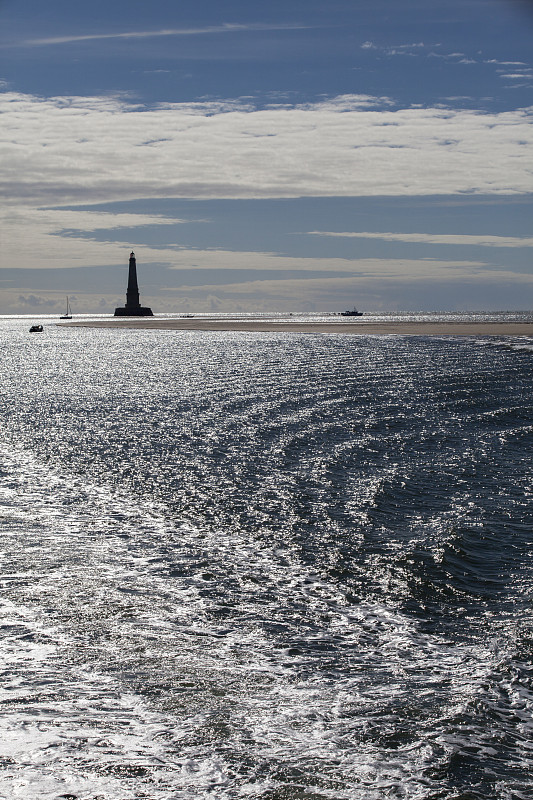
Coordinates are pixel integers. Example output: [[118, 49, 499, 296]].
[[1, 316, 533, 799]]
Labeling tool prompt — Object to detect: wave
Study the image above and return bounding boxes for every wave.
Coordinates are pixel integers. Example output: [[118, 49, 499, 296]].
[[1, 327, 533, 798]]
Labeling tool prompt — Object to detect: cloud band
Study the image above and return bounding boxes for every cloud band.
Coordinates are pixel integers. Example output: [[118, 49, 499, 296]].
[[1, 93, 532, 207]]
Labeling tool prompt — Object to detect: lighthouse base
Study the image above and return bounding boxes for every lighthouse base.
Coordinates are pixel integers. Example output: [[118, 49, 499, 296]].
[[114, 306, 153, 317]]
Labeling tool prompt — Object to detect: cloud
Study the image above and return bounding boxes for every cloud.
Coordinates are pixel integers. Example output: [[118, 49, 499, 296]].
[[1, 207, 188, 269], [485, 60, 529, 66], [1, 92, 532, 210], [3, 247, 533, 315], [172, 267, 533, 298], [0, 250, 505, 314], [362, 41, 475, 63], [361, 43, 530, 82], [165, 258, 491, 284], [307, 232, 533, 247], [141, 261, 533, 312], [2, 91, 532, 275], [166, 251, 491, 278], [361, 41, 426, 53], [428, 50, 471, 61], [17, 294, 57, 308], [14, 23, 310, 48]]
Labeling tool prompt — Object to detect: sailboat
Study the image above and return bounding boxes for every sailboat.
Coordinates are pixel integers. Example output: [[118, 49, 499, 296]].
[[60, 296, 72, 320]]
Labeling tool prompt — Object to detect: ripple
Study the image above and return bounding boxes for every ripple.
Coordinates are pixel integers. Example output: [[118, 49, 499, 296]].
[[0, 325, 532, 797]]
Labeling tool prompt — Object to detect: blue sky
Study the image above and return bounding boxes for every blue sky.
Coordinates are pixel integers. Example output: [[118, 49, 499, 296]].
[[1, 0, 532, 314]]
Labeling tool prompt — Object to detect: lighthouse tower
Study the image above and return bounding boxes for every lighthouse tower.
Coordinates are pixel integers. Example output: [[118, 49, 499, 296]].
[[114, 252, 153, 317]]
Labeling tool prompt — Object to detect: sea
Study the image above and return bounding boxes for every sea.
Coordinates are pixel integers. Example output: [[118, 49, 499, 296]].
[[1, 311, 532, 800]]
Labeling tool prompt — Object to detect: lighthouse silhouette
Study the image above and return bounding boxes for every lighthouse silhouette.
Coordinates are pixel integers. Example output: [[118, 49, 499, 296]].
[[114, 252, 153, 317]]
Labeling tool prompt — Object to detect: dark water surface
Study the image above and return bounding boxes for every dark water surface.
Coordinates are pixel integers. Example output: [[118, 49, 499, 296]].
[[1, 320, 532, 799]]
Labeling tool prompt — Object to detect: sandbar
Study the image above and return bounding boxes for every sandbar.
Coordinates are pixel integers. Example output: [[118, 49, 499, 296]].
[[61, 318, 533, 336]]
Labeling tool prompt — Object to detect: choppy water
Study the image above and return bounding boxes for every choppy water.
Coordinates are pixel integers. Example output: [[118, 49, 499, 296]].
[[1, 317, 533, 799]]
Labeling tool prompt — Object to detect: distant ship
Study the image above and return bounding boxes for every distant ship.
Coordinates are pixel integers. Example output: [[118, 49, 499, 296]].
[[29, 324, 43, 332], [340, 307, 363, 317]]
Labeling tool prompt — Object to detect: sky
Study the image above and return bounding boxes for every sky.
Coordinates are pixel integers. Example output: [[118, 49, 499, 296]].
[[1, 0, 533, 315]]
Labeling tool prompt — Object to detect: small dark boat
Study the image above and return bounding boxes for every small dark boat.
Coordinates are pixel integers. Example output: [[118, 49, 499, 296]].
[[341, 307, 363, 317], [29, 324, 43, 332]]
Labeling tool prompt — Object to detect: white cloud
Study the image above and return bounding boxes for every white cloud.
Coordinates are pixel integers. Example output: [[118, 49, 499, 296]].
[[500, 73, 533, 82], [1, 91, 533, 273], [1, 92, 532, 210], [308, 231, 533, 248], [13, 23, 311, 48], [169, 267, 533, 300], [428, 51, 471, 61], [1, 207, 187, 269], [485, 60, 528, 66], [362, 41, 474, 63], [165, 255, 490, 281]]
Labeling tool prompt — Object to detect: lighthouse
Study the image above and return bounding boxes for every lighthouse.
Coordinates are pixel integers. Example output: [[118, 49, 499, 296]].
[[114, 252, 153, 317]]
